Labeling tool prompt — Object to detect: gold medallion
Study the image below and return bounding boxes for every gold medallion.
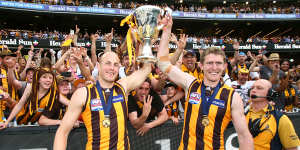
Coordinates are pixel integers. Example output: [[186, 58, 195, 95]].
[[202, 116, 209, 127], [102, 118, 110, 128]]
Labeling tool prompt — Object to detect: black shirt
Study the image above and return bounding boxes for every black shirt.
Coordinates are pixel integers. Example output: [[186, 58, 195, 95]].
[[128, 89, 164, 121]]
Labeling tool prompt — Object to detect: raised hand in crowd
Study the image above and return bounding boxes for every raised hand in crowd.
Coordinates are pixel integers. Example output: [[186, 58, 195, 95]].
[[15, 44, 23, 58], [103, 28, 114, 52], [90, 33, 99, 66], [75, 24, 80, 34], [104, 28, 114, 43], [142, 95, 152, 120], [90, 33, 99, 42], [177, 34, 188, 50], [80, 47, 94, 71], [19, 47, 34, 80], [136, 95, 152, 136], [169, 33, 178, 43], [170, 33, 187, 65]]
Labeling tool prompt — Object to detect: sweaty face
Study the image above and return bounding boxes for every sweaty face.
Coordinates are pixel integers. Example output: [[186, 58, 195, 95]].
[[280, 61, 289, 72], [58, 81, 70, 95], [200, 54, 225, 83], [182, 54, 196, 71], [166, 86, 176, 98], [39, 73, 54, 90], [136, 82, 150, 102], [238, 73, 249, 85], [98, 52, 120, 82]]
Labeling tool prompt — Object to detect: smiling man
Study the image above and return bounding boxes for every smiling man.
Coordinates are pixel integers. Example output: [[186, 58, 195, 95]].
[[128, 79, 168, 136], [180, 49, 203, 80], [156, 15, 253, 150], [54, 51, 152, 150]]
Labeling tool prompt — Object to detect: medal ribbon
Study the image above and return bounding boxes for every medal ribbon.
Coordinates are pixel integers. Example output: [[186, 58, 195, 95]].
[[200, 81, 221, 116], [96, 81, 114, 117]]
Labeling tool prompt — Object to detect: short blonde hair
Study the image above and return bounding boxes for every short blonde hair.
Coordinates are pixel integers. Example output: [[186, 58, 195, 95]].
[[200, 47, 226, 64]]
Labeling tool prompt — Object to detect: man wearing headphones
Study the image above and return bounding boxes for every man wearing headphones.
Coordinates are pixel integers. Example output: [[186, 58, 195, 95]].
[[246, 79, 300, 150]]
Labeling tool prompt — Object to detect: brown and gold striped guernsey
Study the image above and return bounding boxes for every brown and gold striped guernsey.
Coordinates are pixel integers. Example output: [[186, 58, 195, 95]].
[[181, 64, 203, 80], [16, 88, 57, 125], [82, 83, 129, 150], [0, 68, 8, 111], [0, 69, 20, 111], [179, 79, 234, 150]]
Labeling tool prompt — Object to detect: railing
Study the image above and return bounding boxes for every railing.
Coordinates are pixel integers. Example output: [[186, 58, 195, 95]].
[[0, 113, 299, 150]]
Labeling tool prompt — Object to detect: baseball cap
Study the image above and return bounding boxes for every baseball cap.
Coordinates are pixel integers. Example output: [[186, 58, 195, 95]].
[[239, 52, 246, 56], [239, 68, 249, 74], [164, 82, 177, 89], [183, 49, 196, 57]]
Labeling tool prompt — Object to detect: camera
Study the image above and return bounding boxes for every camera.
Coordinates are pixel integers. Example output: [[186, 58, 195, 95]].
[[61, 72, 72, 77]]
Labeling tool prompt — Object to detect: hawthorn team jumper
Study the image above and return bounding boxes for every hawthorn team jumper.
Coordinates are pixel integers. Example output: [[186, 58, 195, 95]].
[[82, 83, 129, 150], [179, 80, 234, 150]]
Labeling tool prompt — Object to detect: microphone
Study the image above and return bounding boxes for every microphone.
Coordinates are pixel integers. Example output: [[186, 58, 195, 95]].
[[250, 95, 268, 99]]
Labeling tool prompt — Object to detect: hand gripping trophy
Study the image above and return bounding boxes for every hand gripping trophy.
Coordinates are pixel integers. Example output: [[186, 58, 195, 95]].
[[120, 5, 172, 63]]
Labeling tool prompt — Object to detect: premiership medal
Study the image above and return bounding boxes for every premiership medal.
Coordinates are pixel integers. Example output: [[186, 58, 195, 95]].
[[96, 81, 115, 129], [102, 116, 111, 128], [202, 115, 209, 126]]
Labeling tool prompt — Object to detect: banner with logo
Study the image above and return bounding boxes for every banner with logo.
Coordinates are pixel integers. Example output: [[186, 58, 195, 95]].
[[1, 38, 300, 52], [1, 1, 300, 20]]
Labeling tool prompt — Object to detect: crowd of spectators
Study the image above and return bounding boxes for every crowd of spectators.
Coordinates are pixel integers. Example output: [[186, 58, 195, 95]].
[[1, 28, 300, 45], [4, 0, 300, 14], [0, 25, 298, 128]]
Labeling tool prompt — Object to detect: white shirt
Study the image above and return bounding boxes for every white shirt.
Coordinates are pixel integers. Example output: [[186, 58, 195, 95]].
[[231, 80, 255, 106]]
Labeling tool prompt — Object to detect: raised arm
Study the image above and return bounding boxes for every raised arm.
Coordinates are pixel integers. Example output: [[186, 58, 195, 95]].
[[230, 42, 240, 67], [53, 49, 70, 71], [0, 84, 32, 129], [71, 49, 95, 82], [81, 47, 94, 71], [20, 47, 34, 80], [90, 34, 99, 66], [231, 92, 254, 150], [170, 33, 187, 65], [53, 87, 86, 150], [118, 63, 152, 95], [73, 25, 80, 47], [104, 28, 114, 53], [156, 14, 195, 91], [249, 54, 262, 72]]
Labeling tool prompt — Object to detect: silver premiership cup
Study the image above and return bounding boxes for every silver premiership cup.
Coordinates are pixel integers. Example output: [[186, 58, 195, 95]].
[[133, 5, 171, 63]]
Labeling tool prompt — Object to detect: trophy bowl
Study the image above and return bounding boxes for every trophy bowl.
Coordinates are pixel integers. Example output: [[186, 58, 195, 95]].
[[133, 5, 164, 63]]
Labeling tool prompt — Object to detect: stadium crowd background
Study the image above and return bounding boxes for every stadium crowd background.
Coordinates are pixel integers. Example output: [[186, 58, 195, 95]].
[[0, 0, 299, 149], [5, 0, 300, 14]]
